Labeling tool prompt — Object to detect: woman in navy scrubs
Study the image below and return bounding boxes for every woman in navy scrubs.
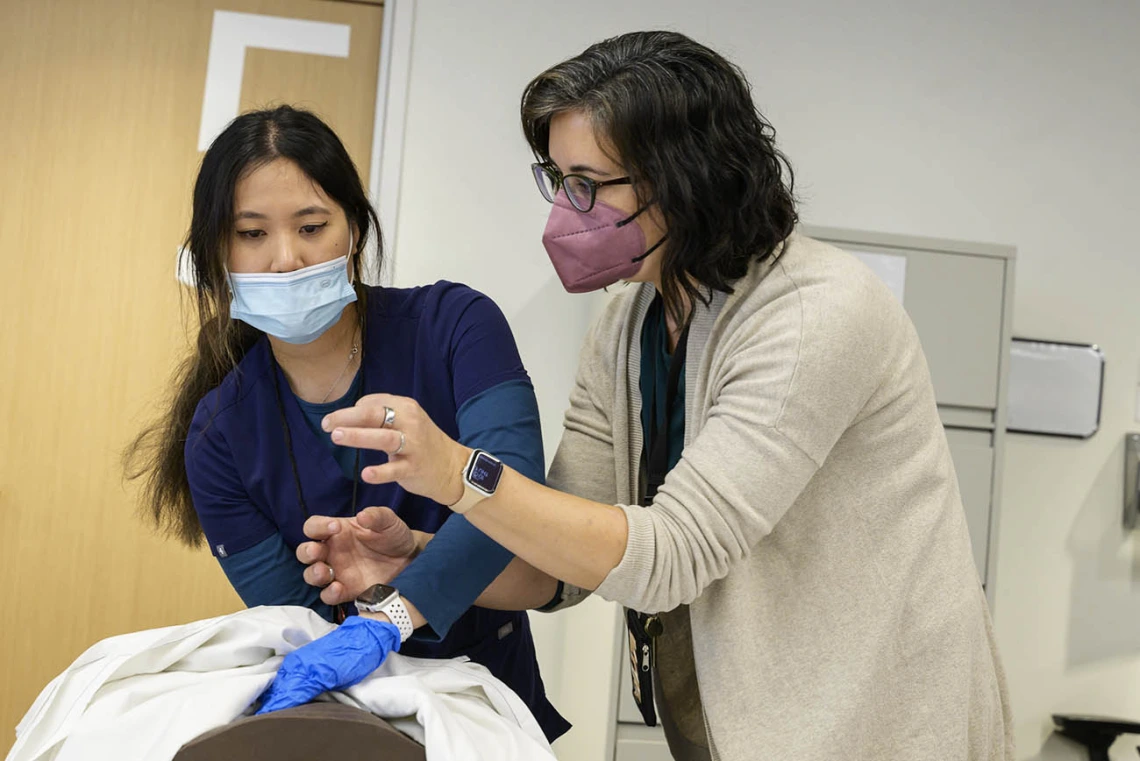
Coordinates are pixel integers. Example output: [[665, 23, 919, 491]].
[[126, 105, 568, 741]]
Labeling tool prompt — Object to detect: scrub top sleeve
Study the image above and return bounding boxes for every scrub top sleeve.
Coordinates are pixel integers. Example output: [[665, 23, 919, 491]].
[[435, 285, 532, 408], [452, 378, 545, 483], [390, 380, 546, 639], [217, 533, 336, 622], [185, 402, 278, 559]]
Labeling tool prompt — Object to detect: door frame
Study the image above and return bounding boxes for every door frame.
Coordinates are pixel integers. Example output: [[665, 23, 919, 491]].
[[368, 0, 414, 284]]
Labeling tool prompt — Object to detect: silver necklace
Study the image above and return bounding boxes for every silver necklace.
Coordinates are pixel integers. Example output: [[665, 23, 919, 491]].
[[321, 330, 360, 403]]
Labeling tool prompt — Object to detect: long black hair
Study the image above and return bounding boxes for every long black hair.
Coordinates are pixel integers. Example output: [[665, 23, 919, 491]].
[[125, 105, 382, 546], [521, 31, 798, 324]]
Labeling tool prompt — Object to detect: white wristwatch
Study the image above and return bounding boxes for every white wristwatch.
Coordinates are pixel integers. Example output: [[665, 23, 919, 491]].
[[354, 583, 415, 642], [449, 449, 504, 514]]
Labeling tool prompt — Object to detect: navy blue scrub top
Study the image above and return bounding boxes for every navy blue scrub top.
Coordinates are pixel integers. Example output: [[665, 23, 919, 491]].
[[185, 282, 569, 741]]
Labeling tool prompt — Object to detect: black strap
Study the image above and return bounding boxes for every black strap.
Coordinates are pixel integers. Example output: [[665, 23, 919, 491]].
[[626, 607, 658, 726], [270, 330, 365, 626], [627, 310, 690, 728], [269, 318, 366, 520], [644, 321, 690, 505]]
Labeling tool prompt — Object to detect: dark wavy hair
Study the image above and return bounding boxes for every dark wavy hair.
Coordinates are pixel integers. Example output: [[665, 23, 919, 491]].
[[124, 105, 382, 546], [521, 31, 797, 323]]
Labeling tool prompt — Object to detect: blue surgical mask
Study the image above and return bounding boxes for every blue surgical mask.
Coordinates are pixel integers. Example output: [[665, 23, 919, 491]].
[[228, 255, 358, 344]]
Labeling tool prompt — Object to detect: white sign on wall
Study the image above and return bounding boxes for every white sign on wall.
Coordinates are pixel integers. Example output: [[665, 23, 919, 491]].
[[179, 11, 354, 286], [197, 11, 351, 151]]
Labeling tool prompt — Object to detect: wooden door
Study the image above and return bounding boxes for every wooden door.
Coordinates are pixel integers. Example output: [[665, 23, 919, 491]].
[[0, 0, 383, 747]]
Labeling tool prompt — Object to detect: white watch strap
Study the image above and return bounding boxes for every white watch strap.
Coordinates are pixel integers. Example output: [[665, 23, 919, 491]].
[[380, 596, 415, 642]]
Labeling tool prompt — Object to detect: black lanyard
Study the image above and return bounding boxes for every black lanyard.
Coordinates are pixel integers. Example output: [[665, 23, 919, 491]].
[[270, 338, 364, 625], [628, 313, 691, 728], [269, 329, 365, 520], [643, 321, 690, 506]]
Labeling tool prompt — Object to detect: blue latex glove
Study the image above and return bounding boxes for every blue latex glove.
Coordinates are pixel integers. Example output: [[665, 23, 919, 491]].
[[257, 616, 401, 714]]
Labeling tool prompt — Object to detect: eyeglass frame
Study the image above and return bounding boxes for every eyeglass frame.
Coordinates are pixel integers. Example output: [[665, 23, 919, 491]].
[[531, 162, 633, 213]]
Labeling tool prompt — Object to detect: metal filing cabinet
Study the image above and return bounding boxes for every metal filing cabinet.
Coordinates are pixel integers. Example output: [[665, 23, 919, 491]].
[[809, 226, 1016, 595]]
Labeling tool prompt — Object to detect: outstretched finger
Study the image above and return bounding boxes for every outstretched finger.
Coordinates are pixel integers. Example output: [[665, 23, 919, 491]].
[[361, 461, 407, 486], [329, 426, 403, 454], [321, 394, 416, 433]]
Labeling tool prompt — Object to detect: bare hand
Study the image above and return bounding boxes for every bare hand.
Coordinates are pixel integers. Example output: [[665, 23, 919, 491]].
[[296, 506, 421, 606], [322, 394, 469, 508]]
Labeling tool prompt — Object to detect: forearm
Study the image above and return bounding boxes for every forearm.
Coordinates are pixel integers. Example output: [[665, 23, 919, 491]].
[[390, 511, 519, 638], [473, 557, 560, 610], [400, 531, 559, 611], [390, 378, 552, 633], [462, 461, 629, 591]]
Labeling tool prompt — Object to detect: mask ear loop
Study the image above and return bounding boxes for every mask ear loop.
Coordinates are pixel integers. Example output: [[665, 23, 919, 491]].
[[223, 264, 239, 319], [345, 228, 357, 285], [631, 235, 668, 264], [614, 204, 649, 229], [616, 202, 668, 264]]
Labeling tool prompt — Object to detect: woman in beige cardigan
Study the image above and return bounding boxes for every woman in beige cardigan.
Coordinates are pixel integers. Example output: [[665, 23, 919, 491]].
[[294, 30, 1014, 761]]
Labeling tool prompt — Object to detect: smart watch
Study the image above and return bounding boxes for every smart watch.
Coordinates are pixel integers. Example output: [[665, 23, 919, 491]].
[[449, 449, 504, 514], [354, 583, 415, 642]]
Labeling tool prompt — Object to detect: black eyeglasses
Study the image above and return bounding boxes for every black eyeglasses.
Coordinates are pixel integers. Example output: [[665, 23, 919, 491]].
[[532, 162, 632, 213]]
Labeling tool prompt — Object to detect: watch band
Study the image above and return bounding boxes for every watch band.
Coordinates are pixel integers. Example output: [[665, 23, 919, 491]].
[[378, 595, 415, 642], [450, 483, 487, 515], [449, 449, 503, 515]]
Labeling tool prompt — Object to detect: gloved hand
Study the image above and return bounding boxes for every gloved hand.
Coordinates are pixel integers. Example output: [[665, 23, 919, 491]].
[[256, 615, 401, 714]]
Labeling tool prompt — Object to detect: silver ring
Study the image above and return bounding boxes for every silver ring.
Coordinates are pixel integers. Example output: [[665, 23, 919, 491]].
[[382, 406, 396, 429], [327, 565, 335, 583], [392, 431, 407, 456]]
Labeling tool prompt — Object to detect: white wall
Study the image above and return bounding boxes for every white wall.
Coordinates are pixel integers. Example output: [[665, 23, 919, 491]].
[[388, 1, 1140, 758]]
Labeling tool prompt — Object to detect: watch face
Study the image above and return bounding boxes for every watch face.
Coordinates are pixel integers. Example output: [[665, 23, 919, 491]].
[[357, 583, 398, 607], [466, 451, 503, 494]]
